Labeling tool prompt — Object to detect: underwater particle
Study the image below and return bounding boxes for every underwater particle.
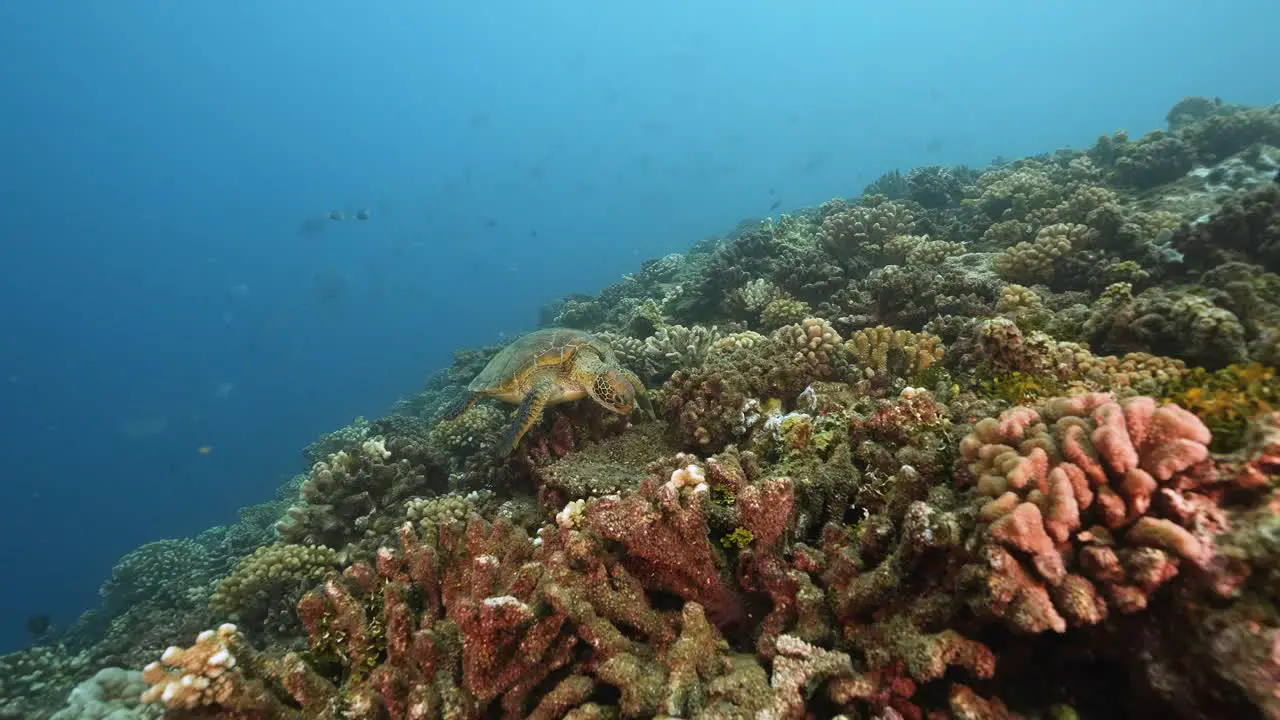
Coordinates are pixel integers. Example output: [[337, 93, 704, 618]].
[[355, 208, 372, 220], [325, 210, 344, 221]]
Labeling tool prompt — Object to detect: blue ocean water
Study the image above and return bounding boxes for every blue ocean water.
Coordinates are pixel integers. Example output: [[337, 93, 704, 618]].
[[0, 0, 1275, 653]]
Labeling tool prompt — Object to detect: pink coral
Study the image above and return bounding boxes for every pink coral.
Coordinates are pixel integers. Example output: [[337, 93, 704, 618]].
[[586, 475, 745, 627], [961, 395, 1224, 633]]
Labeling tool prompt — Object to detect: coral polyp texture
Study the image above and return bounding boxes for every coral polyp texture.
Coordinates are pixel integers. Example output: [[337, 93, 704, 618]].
[[8, 98, 1280, 720]]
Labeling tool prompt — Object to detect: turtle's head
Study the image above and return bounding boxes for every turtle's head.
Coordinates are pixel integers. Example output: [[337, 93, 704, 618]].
[[588, 369, 636, 415]]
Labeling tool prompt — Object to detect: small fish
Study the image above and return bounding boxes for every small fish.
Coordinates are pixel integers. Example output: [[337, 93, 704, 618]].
[[484, 217, 498, 228], [769, 199, 781, 211], [355, 208, 372, 220], [326, 210, 345, 221], [197, 446, 213, 455]]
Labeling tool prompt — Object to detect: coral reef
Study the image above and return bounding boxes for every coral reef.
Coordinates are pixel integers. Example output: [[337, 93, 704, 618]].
[[7, 97, 1280, 720]]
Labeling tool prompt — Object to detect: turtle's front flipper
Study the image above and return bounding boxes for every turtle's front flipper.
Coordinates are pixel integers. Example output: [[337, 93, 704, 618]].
[[440, 392, 478, 420], [497, 380, 553, 455], [621, 368, 654, 420]]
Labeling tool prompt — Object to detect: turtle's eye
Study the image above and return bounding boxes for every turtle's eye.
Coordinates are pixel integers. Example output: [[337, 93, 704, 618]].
[[595, 373, 633, 412]]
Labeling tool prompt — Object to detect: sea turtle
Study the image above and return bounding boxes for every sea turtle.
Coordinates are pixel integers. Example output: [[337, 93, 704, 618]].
[[449, 328, 651, 455]]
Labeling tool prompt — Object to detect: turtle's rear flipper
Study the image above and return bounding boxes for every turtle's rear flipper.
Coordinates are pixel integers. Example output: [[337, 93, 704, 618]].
[[496, 381, 552, 456], [440, 392, 478, 421]]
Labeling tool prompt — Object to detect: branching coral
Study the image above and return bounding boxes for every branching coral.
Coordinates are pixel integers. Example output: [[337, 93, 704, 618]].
[[847, 325, 945, 386], [977, 165, 1064, 220], [992, 222, 1094, 284], [773, 317, 846, 378], [209, 544, 338, 629], [642, 323, 725, 377], [995, 283, 1051, 331], [141, 624, 291, 715], [1084, 284, 1249, 368], [428, 404, 506, 458], [758, 295, 812, 330], [959, 394, 1229, 633], [1171, 183, 1280, 274], [883, 233, 966, 266], [817, 197, 916, 267], [731, 277, 785, 314], [275, 435, 448, 555]]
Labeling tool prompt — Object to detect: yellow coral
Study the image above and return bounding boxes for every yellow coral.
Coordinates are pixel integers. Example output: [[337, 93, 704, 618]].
[[210, 544, 338, 618], [883, 233, 966, 266], [1163, 363, 1280, 451], [847, 326, 945, 382], [759, 296, 812, 330], [992, 223, 1094, 283]]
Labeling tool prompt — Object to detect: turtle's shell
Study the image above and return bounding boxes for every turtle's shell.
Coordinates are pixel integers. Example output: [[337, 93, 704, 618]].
[[468, 328, 613, 393]]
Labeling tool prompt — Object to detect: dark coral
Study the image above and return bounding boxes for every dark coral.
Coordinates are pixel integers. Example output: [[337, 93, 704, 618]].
[[1172, 183, 1280, 274]]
